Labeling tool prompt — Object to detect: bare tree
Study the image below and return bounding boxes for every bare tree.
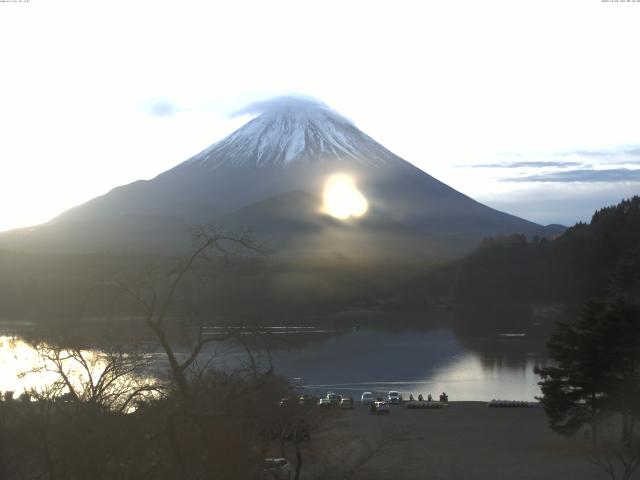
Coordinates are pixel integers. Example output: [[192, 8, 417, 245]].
[[116, 226, 263, 406], [111, 227, 271, 479], [5, 336, 162, 480], [309, 427, 400, 480], [262, 401, 337, 480], [589, 428, 640, 480], [23, 339, 161, 413], [260, 401, 394, 480]]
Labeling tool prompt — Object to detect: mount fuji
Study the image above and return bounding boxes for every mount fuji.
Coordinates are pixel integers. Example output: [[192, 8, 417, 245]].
[[0, 96, 561, 257]]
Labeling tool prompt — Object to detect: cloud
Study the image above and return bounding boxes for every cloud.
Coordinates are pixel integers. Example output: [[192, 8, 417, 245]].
[[231, 95, 354, 125], [462, 146, 640, 175], [610, 160, 640, 166], [504, 168, 640, 183], [466, 146, 640, 170], [468, 161, 583, 168], [141, 99, 180, 117], [565, 145, 640, 159], [570, 150, 610, 158]]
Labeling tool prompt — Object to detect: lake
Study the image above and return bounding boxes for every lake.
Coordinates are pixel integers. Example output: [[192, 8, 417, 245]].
[[262, 328, 549, 401], [0, 325, 549, 402]]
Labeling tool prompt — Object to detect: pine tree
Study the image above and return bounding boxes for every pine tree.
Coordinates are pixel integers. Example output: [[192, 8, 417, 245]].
[[601, 300, 640, 444], [536, 297, 640, 446], [535, 300, 614, 445]]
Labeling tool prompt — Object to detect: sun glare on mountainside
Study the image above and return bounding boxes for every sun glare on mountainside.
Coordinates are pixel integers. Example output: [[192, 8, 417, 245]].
[[322, 174, 368, 220]]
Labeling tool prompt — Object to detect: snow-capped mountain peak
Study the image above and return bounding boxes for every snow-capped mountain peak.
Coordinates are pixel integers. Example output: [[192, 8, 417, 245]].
[[184, 96, 401, 169], [4, 95, 556, 256]]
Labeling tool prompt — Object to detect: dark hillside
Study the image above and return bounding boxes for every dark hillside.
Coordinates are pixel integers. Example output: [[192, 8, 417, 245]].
[[395, 197, 640, 337]]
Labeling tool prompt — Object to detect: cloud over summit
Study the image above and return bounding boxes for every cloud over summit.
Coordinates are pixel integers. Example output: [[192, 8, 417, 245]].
[[231, 95, 354, 125]]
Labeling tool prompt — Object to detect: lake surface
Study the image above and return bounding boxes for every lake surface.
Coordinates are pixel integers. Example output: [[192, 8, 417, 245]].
[[0, 326, 549, 401], [266, 328, 549, 401]]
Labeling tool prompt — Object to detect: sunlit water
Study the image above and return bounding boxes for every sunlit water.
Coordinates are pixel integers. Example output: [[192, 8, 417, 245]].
[[0, 327, 549, 402], [0, 336, 61, 394]]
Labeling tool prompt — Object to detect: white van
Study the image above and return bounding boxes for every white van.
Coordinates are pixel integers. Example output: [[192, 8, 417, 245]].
[[388, 391, 401, 404], [361, 391, 374, 405]]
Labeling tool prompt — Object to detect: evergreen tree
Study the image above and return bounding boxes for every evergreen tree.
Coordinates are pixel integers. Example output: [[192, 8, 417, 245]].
[[601, 300, 640, 444], [535, 300, 614, 445], [536, 298, 640, 445]]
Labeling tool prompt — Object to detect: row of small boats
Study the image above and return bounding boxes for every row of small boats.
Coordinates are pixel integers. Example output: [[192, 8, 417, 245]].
[[488, 400, 530, 408], [406, 401, 449, 409]]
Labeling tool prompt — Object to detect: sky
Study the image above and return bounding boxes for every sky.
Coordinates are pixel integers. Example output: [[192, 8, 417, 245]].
[[1, 0, 639, 232]]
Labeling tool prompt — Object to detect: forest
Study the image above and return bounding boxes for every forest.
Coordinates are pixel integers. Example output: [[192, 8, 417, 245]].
[[389, 196, 640, 337], [1, 197, 639, 339]]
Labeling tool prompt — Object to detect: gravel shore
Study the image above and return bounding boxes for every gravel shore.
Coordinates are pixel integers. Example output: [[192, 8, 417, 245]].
[[322, 401, 601, 480]]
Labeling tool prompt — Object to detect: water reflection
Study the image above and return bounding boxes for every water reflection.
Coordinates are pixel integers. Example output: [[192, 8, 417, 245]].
[[428, 352, 545, 401], [0, 327, 549, 402], [268, 329, 550, 401], [0, 336, 60, 394], [0, 335, 158, 411]]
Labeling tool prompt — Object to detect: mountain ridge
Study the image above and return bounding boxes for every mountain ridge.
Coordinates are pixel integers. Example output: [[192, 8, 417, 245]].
[[0, 96, 563, 256]]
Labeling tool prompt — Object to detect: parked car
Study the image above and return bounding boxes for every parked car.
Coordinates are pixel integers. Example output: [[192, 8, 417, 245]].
[[340, 396, 354, 409], [326, 392, 340, 405], [388, 391, 401, 404], [318, 397, 332, 408], [372, 401, 390, 414], [260, 458, 292, 480], [361, 391, 374, 405]]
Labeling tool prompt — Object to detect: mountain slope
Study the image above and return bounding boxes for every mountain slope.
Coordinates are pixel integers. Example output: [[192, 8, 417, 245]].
[[0, 96, 560, 256]]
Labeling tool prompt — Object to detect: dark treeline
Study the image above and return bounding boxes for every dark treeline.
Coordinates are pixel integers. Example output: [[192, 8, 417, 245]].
[[3, 197, 640, 339], [403, 196, 640, 336], [0, 248, 437, 326]]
